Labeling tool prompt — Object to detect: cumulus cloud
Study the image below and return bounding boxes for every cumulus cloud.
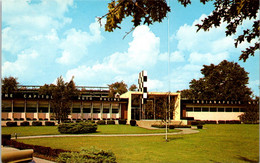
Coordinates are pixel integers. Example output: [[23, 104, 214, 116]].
[[65, 25, 160, 86], [159, 51, 185, 62]]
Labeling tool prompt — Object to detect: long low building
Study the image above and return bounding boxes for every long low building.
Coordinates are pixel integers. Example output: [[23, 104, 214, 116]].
[[2, 86, 258, 126]]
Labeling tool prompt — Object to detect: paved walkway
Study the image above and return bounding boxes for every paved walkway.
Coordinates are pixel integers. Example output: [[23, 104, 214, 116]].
[[13, 127, 199, 140]]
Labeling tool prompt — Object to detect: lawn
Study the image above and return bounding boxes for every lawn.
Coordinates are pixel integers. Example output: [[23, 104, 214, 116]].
[[17, 124, 259, 163], [1, 125, 179, 137]]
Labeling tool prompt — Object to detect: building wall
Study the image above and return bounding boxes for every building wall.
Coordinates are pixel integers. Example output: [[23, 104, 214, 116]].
[[186, 112, 243, 121]]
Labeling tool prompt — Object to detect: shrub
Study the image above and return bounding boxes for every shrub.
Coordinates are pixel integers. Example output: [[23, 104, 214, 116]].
[[119, 119, 127, 125], [56, 147, 116, 163], [45, 121, 55, 126], [191, 121, 205, 126], [32, 121, 42, 126], [151, 124, 175, 129], [173, 125, 191, 128], [6, 122, 17, 127], [203, 120, 217, 124], [97, 120, 106, 125], [130, 120, 136, 126], [20, 121, 30, 126], [63, 120, 73, 123], [58, 122, 97, 134], [107, 120, 115, 125], [218, 120, 226, 124]]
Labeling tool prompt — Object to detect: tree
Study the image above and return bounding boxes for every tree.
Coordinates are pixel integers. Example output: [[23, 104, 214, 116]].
[[239, 102, 259, 124], [108, 81, 128, 98], [180, 60, 252, 101], [2, 77, 19, 94], [129, 84, 137, 91], [39, 76, 78, 123], [100, 0, 259, 61]]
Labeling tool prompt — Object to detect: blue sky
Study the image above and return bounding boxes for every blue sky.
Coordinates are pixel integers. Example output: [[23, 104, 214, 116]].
[[2, 0, 259, 96]]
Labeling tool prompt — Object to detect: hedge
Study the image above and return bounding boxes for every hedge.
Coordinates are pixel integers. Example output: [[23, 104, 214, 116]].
[[130, 120, 136, 126], [119, 119, 127, 125], [151, 125, 175, 129], [97, 120, 106, 125], [56, 147, 116, 163], [58, 122, 97, 134], [6, 122, 17, 127], [4, 140, 69, 158], [32, 121, 42, 126], [45, 121, 55, 126], [20, 121, 30, 126], [107, 120, 115, 125], [218, 120, 226, 124]]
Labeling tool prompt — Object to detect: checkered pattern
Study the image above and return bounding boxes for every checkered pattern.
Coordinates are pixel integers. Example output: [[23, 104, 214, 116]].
[[138, 70, 147, 104]]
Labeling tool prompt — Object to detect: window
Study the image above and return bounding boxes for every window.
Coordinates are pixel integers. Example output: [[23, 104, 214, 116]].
[[83, 108, 91, 113], [194, 107, 201, 112], [218, 108, 224, 112], [26, 107, 37, 113], [72, 108, 80, 113], [186, 107, 193, 111], [112, 109, 119, 113], [233, 108, 239, 112], [103, 108, 110, 113], [202, 108, 209, 112], [210, 108, 217, 112], [13, 107, 24, 112], [240, 108, 245, 112], [93, 108, 100, 113], [226, 108, 232, 112], [2, 107, 11, 112], [39, 107, 48, 113], [144, 76, 147, 82]]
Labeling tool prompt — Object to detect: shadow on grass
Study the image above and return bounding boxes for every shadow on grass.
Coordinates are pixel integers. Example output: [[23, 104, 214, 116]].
[[164, 136, 183, 141], [236, 155, 259, 163]]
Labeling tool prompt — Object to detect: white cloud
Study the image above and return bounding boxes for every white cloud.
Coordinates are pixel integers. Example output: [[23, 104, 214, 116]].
[[159, 51, 185, 62], [56, 21, 104, 65], [188, 52, 229, 64], [65, 25, 160, 86]]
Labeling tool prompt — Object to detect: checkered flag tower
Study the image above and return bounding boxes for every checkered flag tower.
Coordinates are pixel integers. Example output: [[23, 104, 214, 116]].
[[138, 70, 148, 119]]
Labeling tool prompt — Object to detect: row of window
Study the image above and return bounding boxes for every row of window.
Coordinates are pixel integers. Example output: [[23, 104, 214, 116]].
[[2, 107, 119, 113], [186, 107, 245, 112]]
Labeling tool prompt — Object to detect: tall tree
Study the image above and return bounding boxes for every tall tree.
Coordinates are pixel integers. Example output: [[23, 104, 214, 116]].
[[181, 60, 252, 101], [108, 81, 128, 98], [100, 0, 258, 61], [129, 84, 137, 91], [2, 77, 19, 94], [39, 76, 78, 123]]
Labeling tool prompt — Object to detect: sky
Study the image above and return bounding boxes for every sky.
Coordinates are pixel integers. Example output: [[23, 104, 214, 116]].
[[2, 0, 259, 96]]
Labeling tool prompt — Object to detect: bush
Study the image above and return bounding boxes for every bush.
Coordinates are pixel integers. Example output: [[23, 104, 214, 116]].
[[151, 124, 175, 129], [107, 120, 115, 125], [119, 119, 127, 125], [58, 122, 97, 134], [218, 120, 226, 124], [32, 121, 42, 126], [173, 125, 191, 128], [6, 122, 17, 127], [191, 121, 205, 126], [130, 120, 136, 126], [56, 147, 116, 163], [97, 120, 106, 125], [45, 121, 55, 126], [20, 121, 30, 126], [203, 120, 217, 124]]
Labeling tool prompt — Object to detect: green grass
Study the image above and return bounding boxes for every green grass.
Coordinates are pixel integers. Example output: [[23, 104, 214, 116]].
[[1, 125, 178, 137], [17, 124, 259, 163]]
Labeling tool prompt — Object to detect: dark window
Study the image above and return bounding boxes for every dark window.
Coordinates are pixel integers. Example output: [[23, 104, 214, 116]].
[[39, 107, 48, 113], [194, 107, 201, 112], [210, 108, 217, 112], [13, 107, 24, 112], [103, 108, 110, 113], [112, 109, 119, 113], [143, 87, 147, 93], [93, 108, 100, 113], [72, 108, 81, 113], [202, 108, 209, 112], [186, 107, 193, 111], [233, 108, 239, 112], [143, 76, 147, 82], [226, 108, 232, 112], [2, 107, 11, 112], [83, 108, 91, 113], [240, 108, 245, 112], [218, 108, 224, 112], [26, 107, 37, 113]]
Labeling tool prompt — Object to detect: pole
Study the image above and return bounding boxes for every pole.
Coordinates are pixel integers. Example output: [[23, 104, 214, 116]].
[[166, 0, 170, 142]]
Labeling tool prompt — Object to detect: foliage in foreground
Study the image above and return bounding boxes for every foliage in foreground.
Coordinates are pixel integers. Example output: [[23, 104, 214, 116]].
[[56, 147, 116, 163], [58, 122, 97, 134]]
